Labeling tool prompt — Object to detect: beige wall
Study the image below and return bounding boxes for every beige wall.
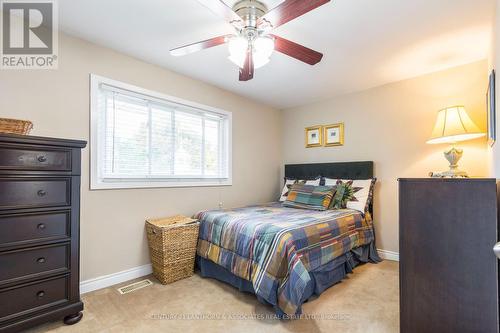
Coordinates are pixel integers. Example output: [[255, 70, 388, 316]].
[[0, 34, 283, 281], [0, 31, 489, 279], [282, 61, 489, 252]]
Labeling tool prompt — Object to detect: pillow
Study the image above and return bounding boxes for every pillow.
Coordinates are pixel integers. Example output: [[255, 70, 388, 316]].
[[324, 178, 376, 212], [330, 182, 351, 209], [279, 177, 321, 202], [283, 184, 336, 211]]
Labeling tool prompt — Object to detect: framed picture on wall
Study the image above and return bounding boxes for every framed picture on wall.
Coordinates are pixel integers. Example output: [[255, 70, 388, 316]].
[[487, 69, 496, 147], [305, 125, 323, 148], [324, 123, 344, 147]]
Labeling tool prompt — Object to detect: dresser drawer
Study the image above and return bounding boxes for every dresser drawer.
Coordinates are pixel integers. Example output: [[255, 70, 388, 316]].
[[0, 276, 69, 321], [0, 211, 70, 248], [0, 178, 71, 210], [0, 146, 71, 171], [0, 244, 69, 285]]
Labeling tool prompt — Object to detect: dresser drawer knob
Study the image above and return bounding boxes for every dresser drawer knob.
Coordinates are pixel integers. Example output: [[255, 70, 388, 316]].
[[37, 155, 47, 162], [37, 291, 45, 298], [37, 190, 47, 197], [37, 257, 46, 263], [37, 223, 46, 230]]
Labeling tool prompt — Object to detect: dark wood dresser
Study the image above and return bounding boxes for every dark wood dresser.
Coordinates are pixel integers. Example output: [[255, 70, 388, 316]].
[[0, 134, 86, 332], [399, 178, 499, 333]]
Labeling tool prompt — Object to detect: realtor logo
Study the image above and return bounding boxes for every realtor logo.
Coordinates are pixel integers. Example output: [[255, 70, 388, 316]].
[[1, 0, 58, 69]]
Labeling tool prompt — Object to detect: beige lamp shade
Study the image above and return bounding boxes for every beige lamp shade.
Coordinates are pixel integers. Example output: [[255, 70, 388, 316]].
[[427, 106, 485, 144]]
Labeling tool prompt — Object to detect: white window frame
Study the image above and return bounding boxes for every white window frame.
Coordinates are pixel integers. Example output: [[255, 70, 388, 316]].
[[90, 74, 232, 190]]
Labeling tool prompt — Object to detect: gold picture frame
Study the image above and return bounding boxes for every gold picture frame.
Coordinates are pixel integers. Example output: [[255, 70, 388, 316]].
[[324, 123, 344, 147], [305, 125, 323, 148]]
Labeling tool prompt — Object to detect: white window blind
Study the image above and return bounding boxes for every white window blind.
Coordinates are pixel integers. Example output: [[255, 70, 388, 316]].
[[90, 75, 231, 189]]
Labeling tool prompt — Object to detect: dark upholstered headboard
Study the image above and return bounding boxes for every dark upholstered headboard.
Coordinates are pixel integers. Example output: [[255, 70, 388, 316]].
[[284, 161, 374, 180], [284, 161, 375, 214]]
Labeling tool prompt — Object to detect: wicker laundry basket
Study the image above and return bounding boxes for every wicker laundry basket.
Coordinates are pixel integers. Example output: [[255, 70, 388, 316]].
[[145, 215, 200, 284], [0, 118, 33, 135]]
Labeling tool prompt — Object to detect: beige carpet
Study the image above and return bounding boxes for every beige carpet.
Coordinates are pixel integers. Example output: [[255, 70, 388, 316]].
[[28, 260, 399, 333]]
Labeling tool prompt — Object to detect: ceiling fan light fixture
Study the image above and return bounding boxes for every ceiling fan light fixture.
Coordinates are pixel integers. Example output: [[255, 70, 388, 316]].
[[228, 53, 270, 69], [227, 36, 248, 68], [254, 36, 274, 59], [228, 36, 248, 57], [227, 35, 274, 69], [252, 36, 274, 69], [228, 52, 270, 69], [171, 0, 330, 81]]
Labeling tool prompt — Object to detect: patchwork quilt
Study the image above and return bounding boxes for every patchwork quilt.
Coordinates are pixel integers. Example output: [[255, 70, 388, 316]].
[[195, 202, 375, 315]]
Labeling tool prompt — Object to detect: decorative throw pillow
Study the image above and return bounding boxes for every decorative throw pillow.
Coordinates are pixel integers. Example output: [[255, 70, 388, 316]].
[[324, 178, 376, 212], [330, 182, 351, 209], [283, 184, 336, 211], [279, 177, 321, 202]]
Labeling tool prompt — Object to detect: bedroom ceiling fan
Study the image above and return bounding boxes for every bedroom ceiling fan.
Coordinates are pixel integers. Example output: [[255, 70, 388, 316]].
[[170, 0, 330, 81]]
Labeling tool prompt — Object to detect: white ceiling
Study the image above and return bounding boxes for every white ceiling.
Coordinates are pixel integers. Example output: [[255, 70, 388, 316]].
[[59, 0, 495, 109]]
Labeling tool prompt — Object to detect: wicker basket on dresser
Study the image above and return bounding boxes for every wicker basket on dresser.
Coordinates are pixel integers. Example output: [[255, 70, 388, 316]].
[[0, 134, 86, 333]]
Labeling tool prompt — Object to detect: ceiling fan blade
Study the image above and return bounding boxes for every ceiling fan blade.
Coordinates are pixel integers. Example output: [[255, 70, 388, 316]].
[[271, 35, 323, 65], [239, 48, 254, 81], [258, 0, 330, 29], [196, 0, 243, 27], [170, 35, 232, 56]]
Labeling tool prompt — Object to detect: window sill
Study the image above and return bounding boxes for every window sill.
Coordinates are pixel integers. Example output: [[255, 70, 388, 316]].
[[90, 179, 232, 190]]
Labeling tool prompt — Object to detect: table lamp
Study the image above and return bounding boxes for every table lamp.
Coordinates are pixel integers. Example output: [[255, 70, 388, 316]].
[[426, 106, 485, 177]]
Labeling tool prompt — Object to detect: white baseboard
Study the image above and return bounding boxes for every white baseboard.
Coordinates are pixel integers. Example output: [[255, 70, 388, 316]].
[[378, 249, 399, 261], [80, 264, 152, 294], [80, 248, 398, 294]]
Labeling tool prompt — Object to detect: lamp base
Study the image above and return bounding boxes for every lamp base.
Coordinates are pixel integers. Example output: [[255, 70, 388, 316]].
[[429, 147, 469, 178], [429, 170, 469, 178]]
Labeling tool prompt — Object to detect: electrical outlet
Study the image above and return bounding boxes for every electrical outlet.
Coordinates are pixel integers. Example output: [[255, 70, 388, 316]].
[[219, 201, 223, 209]]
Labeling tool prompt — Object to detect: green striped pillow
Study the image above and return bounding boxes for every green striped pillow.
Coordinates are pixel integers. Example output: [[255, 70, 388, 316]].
[[283, 184, 336, 211]]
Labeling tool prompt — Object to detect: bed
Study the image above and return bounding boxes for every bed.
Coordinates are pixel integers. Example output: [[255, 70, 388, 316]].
[[195, 162, 381, 317]]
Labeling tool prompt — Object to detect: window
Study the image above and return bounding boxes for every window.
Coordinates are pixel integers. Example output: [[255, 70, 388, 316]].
[[90, 75, 232, 189]]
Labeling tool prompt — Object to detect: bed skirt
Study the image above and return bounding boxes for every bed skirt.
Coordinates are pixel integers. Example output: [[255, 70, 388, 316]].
[[196, 242, 381, 317]]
